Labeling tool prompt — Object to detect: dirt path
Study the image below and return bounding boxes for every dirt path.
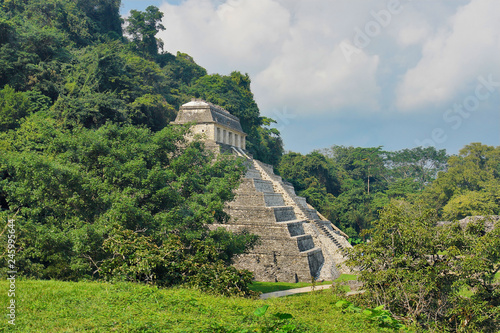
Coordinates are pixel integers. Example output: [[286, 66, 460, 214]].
[[259, 285, 364, 299]]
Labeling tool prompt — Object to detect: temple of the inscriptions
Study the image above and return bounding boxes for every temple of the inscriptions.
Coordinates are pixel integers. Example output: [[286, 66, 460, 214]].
[[172, 99, 246, 151], [172, 99, 352, 282]]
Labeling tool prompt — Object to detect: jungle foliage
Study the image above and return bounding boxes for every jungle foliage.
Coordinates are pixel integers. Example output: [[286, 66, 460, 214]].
[[0, 118, 258, 295], [347, 201, 500, 332], [278, 143, 500, 330], [0, 0, 283, 162], [278, 143, 500, 241]]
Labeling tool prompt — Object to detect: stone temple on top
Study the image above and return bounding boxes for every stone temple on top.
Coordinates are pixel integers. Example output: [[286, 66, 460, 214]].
[[172, 100, 352, 282], [171, 99, 247, 151]]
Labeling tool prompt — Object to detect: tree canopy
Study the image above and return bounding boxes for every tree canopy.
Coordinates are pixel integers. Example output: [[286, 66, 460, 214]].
[[347, 200, 500, 331], [0, 0, 283, 164], [277, 145, 450, 241]]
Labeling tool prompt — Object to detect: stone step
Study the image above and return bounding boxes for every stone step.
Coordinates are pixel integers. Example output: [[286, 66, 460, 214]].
[[227, 205, 298, 224], [306, 208, 320, 220], [220, 225, 298, 239], [272, 206, 297, 222], [292, 234, 315, 252], [282, 184, 296, 195], [316, 222, 345, 250], [253, 179, 275, 193], [257, 161, 275, 174], [295, 196, 308, 208], [276, 219, 307, 237], [271, 174, 283, 182], [299, 247, 325, 279], [300, 247, 323, 256], [264, 194, 285, 207], [244, 169, 261, 179], [231, 192, 285, 207]]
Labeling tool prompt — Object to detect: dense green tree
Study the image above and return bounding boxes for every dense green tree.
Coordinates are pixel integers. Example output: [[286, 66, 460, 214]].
[[191, 72, 262, 133], [278, 151, 340, 195], [0, 116, 257, 294], [442, 191, 497, 220], [125, 5, 165, 58], [423, 143, 500, 217], [347, 200, 500, 331], [163, 52, 207, 84], [279, 145, 452, 240], [385, 146, 448, 189], [76, 0, 123, 40], [0, 85, 33, 131], [323, 146, 387, 194]]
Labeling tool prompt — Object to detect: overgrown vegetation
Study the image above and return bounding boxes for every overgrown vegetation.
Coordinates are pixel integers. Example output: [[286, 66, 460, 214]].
[[347, 202, 500, 331], [279, 143, 500, 330], [0, 119, 259, 294], [278, 146, 449, 241], [278, 144, 500, 242]]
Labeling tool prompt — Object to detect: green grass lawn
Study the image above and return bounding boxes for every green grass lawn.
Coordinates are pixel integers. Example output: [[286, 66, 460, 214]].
[[249, 274, 358, 294], [334, 274, 358, 282], [0, 279, 394, 332]]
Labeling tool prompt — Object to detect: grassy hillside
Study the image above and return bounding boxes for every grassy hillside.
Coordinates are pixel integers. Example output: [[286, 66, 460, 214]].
[[0, 280, 396, 332]]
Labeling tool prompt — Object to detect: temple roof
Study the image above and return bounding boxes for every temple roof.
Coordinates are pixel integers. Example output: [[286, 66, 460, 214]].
[[173, 99, 245, 134]]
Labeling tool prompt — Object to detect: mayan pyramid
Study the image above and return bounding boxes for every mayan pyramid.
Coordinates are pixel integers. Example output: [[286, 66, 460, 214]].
[[173, 100, 352, 282]]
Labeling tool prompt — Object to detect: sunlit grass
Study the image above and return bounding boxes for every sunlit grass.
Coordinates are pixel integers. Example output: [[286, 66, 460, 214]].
[[0, 279, 392, 332], [334, 274, 358, 282]]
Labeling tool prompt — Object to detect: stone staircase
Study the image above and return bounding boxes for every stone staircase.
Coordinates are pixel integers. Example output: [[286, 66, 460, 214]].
[[220, 147, 352, 282], [313, 221, 345, 250]]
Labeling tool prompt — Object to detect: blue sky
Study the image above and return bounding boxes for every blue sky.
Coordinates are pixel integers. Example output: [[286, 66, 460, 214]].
[[121, 0, 499, 155]]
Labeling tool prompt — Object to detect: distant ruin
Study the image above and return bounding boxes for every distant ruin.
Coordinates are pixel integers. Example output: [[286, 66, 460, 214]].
[[437, 215, 499, 233], [173, 100, 352, 282]]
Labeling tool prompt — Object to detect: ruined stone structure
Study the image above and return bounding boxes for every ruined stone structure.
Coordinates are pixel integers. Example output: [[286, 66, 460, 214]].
[[437, 215, 499, 233], [171, 100, 246, 151], [173, 100, 352, 282]]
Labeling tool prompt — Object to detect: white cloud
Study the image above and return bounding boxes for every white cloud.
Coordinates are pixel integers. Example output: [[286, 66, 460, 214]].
[[253, 41, 380, 115], [158, 0, 382, 115], [157, 0, 499, 118], [396, 0, 500, 110], [159, 0, 291, 74], [397, 24, 431, 46]]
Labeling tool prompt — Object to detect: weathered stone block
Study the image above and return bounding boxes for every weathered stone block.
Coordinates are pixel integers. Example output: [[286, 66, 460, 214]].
[[253, 179, 274, 193], [273, 206, 296, 222], [263, 193, 285, 206], [294, 235, 315, 251]]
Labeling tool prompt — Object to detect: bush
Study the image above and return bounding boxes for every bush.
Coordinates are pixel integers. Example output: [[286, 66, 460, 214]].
[[347, 200, 500, 331]]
